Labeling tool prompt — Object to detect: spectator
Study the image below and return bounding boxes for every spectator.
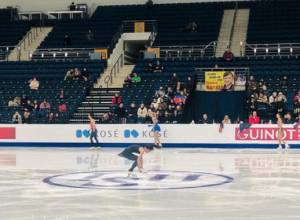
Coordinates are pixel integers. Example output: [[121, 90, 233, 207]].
[[165, 105, 175, 123], [115, 103, 126, 124], [82, 68, 90, 81], [58, 102, 67, 113], [269, 92, 277, 104], [248, 111, 260, 124], [23, 109, 31, 124], [24, 100, 34, 112], [256, 92, 269, 121], [153, 60, 164, 73], [199, 113, 210, 124], [144, 61, 153, 72], [185, 76, 194, 93], [59, 89, 65, 99], [294, 96, 300, 116], [278, 91, 287, 102], [39, 99, 51, 117], [73, 68, 81, 80], [166, 87, 175, 99], [102, 112, 112, 124], [63, 34, 71, 46], [131, 72, 141, 84], [69, 2, 76, 11], [293, 91, 300, 103], [124, 73, 133, 85], [280, 75, 289, 90], [170, 73, 180, 91], [248, 75, 257, 93], [223, 48, 234, 61], [127, 103, 137, 123], [64, 69, 74, 80], [274, 95, 285, 114], [29, 77, 39, 90], [156, 86, 165, 97], [112, 93, 122, 106], [174, 105, 183, 123], [33, 100, 40, 112], [86, 29, 94, 41], [21, 95, 28, 107], [183, 22, 198, 32], [137, 104, 147, 123], [48, 112, 58, 124], [12, 111, 22, 124], [8, 96, 21, 107], [284, 112, 294, 124], [222, 115, 231, 124]]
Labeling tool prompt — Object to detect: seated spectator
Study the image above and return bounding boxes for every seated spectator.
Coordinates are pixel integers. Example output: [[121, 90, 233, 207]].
[[73, 68, 81, 80], [115, 103, 126, 124], [269, 92, 277, 104], [131, 72, 141, 84], [156, 86, 165, 97], [293, 91, 300, 103], [277, 91, 287, 102], [23, 109, 31, 124], [63, 34, 72, 46], [248, 75, 257, 92], [284, 112, 294, 124], [153, 60, 164, 73], [58, 102, 67, 113], [183, 21, 198, 32], [137, 104, 147, 123], [39, 99, 51, 117], [165, 105, 175, 123], [199, 113, 210, 124], [82, 68, 90, 81], [294, 97, 300, 116], [12, 111, 22, 124], [256, 92, 269, 121], [223, 48, 234, 61], [274, 95, 285, 114], [25, 100, 34, 112], [234, 116, 243, 124], [174, 105, 184, 123], [33, 100, 40, 112], [112, 93, 122, 106], [64, 69, 74, 80], [127, 103, 137, 123], [86, 29, 94, 41], [59, 89, 65, 99], [280, 75, 289, 90], [21, 95, 28, 107], [144, 61, 153, 72], [222, 115, 231, 124], [29, 77, 39, 90], [102, 112, 112, 123], [8, 96, 21, 107], [124, 73, 133, 85], [248, 111, 260, 124], [166, 87, 175, 99], [48, 112, 58, 124]]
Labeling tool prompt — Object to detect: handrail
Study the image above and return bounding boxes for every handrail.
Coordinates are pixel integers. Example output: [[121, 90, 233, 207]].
[[228, 2, 238, 49], [106, 53, 124, 88]]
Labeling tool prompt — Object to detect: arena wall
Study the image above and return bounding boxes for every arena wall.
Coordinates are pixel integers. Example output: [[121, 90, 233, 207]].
[[0, 124, 299, 148]]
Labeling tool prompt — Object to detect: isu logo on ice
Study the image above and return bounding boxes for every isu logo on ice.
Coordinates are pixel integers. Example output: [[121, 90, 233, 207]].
[[43, 171, 233, 190], [235, 127, 300, 141]]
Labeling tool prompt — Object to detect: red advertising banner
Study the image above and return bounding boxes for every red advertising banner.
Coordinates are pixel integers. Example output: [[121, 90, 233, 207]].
[[235, 127, 300, 141], [0, 127, 16, 139]]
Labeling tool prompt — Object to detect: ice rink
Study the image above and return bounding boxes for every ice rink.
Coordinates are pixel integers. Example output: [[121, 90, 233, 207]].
[[1, 147, 300, 220]]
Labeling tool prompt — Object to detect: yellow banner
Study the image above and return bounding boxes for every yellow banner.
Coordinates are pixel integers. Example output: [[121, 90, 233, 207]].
[[205, 71, 225, 91], [205, 71, 235, 91], [134, 21, 145, 33]]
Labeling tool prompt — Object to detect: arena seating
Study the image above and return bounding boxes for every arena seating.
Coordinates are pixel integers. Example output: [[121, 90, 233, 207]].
[[0, 60, 106, 123], [247, 0, 300, 43]]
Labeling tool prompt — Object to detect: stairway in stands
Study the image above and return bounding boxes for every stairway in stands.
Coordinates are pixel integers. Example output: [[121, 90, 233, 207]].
[[69, 88, 121, 123]]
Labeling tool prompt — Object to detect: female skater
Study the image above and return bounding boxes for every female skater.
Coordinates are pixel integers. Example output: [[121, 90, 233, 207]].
[[276, 113, 289, 150], [118, 144, 154, 177], [88, 113, 100, 149]]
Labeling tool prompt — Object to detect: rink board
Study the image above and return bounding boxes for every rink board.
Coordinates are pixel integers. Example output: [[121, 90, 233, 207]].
[[0, 124, 300, 148]]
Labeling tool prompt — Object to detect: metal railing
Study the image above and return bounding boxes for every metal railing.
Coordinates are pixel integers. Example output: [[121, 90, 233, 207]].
[[32, 47, 96, 60], [244, 42, 300, 57], [159, 41, 217, 59], [0, 46, 15, 61], [104, 53, 124, 88]]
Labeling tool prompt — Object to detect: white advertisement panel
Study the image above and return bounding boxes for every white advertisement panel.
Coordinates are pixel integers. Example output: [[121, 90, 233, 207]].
[[0, 124, 300, 147]]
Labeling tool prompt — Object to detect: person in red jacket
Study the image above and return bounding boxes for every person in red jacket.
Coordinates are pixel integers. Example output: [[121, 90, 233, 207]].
[[111, 93, 122, 105], [248, 111, 260, 124]]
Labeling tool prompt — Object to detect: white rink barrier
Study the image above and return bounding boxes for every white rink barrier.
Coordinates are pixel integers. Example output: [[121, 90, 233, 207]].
[[0, 124, 300, 148]]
